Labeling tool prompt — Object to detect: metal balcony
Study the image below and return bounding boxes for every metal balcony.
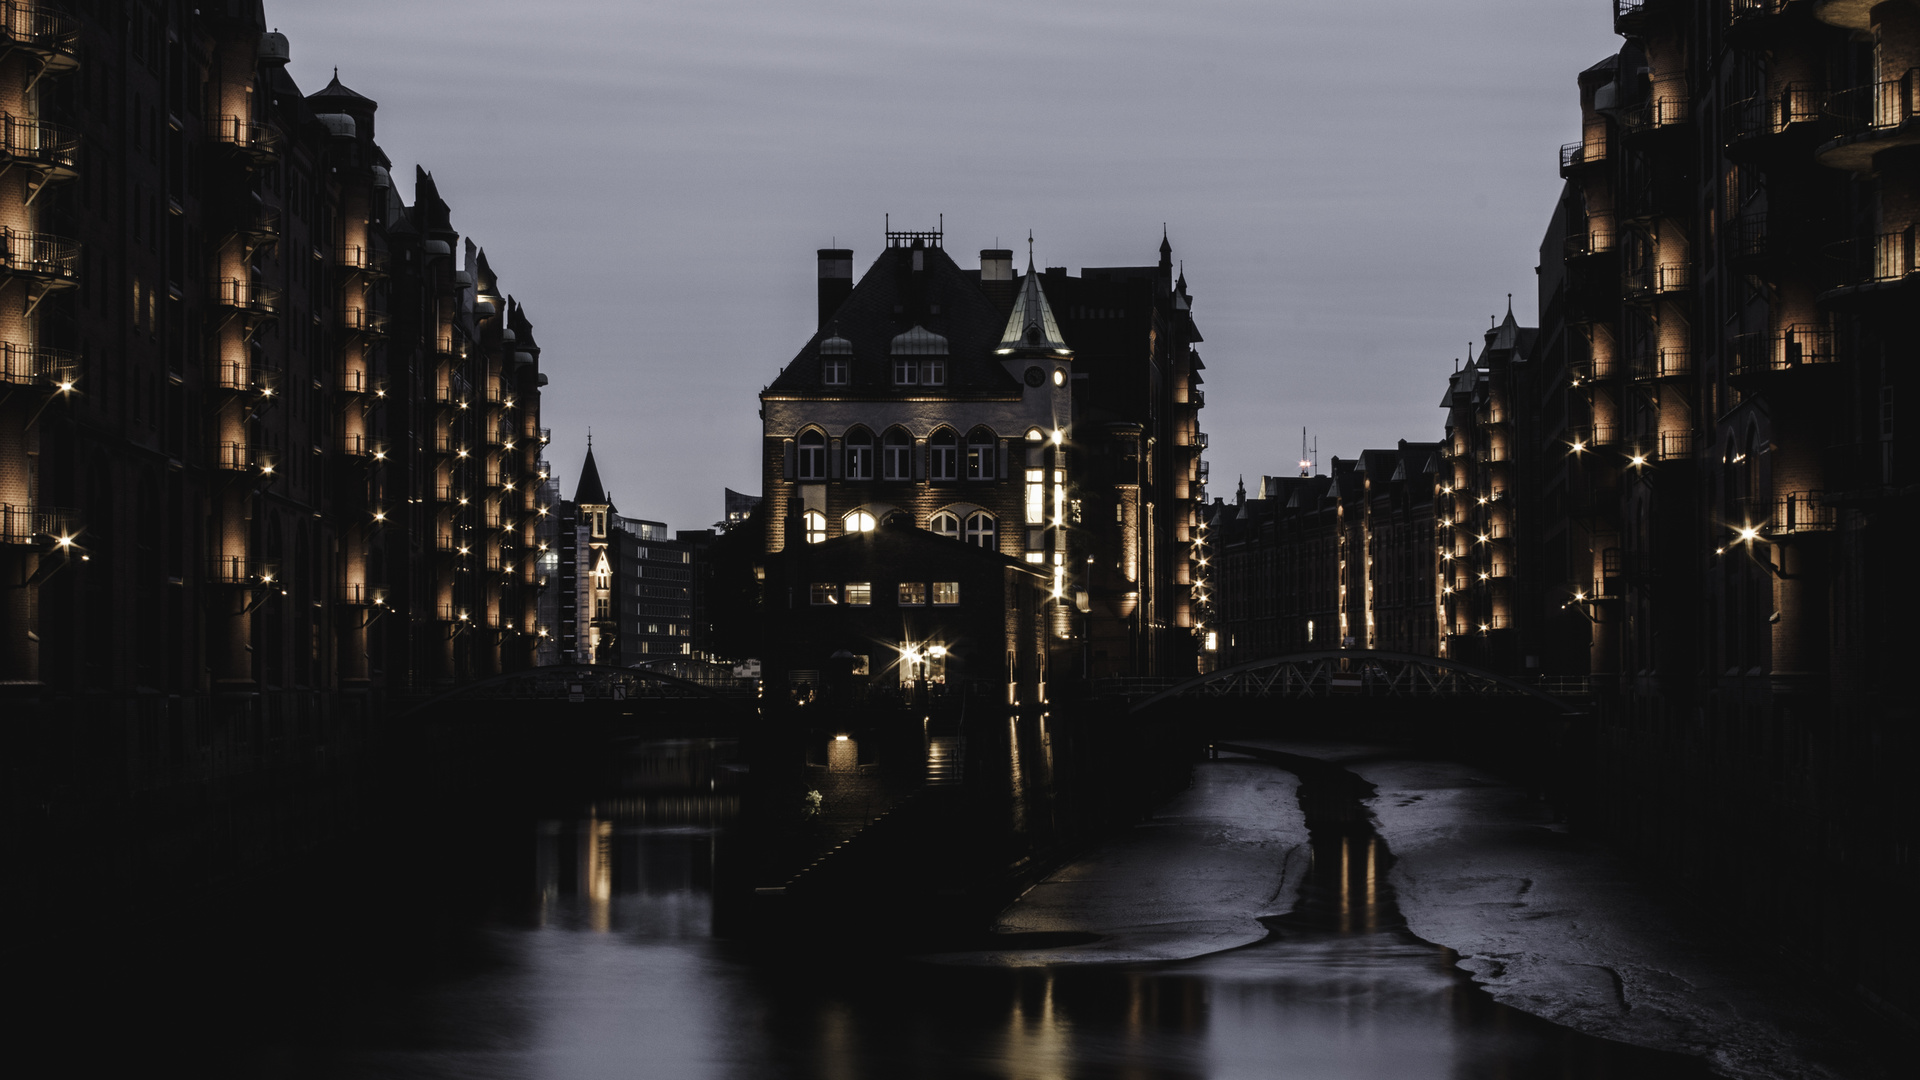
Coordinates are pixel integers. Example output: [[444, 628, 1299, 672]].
[[211, 555, 274, 585], [0, 503, 76, 546], [215, 441, 256, 472], [338, 368, 378, 395], [336, 581, 371, 605], [0, 342, 76, 388], [1723, 86, 1824, 159], [0, 114, 77, 193], [1821, 229, 1919, 301], [1559, 139, 1606, 177], [209, 277, 279, 318], [1658, 430, 1697, 460], [339, 433, 386, 460], [205, 115, 279, 160], [342, 308, 387, 337], [1772, 490, 1836, 534], [0, 2, 80, 76], [1564, 224, 1616, 259], [336, 245, 389, 278], [1727, 0, 1802, 45], [0, 227, 77, 292], [1655, 263, 1691, 295], [1728, 324, 1837, 379], [1816, 68, 1920, 170]]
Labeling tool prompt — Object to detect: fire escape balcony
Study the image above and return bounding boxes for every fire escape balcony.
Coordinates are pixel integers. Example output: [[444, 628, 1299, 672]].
[[1632, 346, 1692, 381], [336, 245, 389, 279], [335, 581, 372, 606], [339, 433, 386, 462], [1728, 324, 1839, 384], [0, 2, 80, 82], [210, 556, 276, 586], [1619, 95, 1692, 139], [1820, 229, 1920, 305], [0, 503, 77, 546], [1655, 263, 1691, 296], [209, 276, 279, 321], [1724, 210, 1787, 276], [1770, 490, 1836, 534], [342, 308, 386, 338], [205, 115, 280, 162], [1559, 139, 1606, 178], [0, 342, 76, 389], [1658, 430, 1697, 461], [215, 441, 264, 473], [0, 227, 77, 311], [1723, 86, 1825, 161], [337, 367, 380, 395], [1816, 69, 1920, 170], [0, 114, 77, 201]]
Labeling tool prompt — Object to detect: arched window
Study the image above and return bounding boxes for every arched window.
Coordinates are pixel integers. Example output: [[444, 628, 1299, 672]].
[[967, 427, 996, 480], [882, 427, 912, 480], [930, 511, 959, 540], [802, 510, 826, 544], [844, 427, 874, 480], [929, 428, 959, 481], [965, 512, 996, 549], [796, 429, 826, 480], [845, 509, 876, 533]]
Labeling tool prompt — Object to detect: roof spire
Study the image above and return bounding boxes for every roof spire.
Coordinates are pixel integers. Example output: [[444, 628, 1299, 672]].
[[1027, 229, 1034, 270]]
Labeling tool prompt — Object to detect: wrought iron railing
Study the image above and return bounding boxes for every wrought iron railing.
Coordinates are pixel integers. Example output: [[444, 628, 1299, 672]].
[[1824, 229, 1919, 288], [205, 115, 279, 154], [336, 245, 388, 275], [0, 113, 76, 170], [1658, 430, 1696, 460], [209, 277, 279, 314], [1656, 263, 1691, 293], [0, 1, 80, 57], [1729, 324, 1836, 376], [210, 555, 273, 585], [0, 342, 76, 386], [216, 441, 253, 471], [1724, 85, 1823, 145], [1821, 68, 1919, 140], [0, 503, 75, 545], [1772, 491, 1835, 533], [0, 227, 77, 280]]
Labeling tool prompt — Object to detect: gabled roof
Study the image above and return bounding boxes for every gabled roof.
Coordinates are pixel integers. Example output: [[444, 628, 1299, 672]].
[[997, 263, 1069, 353], [767, 243, 1022, 396], [310, 70, 375, 108]]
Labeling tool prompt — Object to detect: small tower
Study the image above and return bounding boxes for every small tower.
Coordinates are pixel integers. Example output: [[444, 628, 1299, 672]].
[[573, 441, 616, 664]]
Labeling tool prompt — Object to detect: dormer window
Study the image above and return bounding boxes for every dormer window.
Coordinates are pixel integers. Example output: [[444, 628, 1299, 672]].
[[824, 357, 848, 385], [893, 358, 918, 386], [920, 359, 946, 386]]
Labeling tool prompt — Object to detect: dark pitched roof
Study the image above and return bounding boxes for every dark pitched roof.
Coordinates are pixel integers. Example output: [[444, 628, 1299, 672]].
[[310, 70, 375, 107], [766, 243, 1022, 396], [574, 447, 609, 506]]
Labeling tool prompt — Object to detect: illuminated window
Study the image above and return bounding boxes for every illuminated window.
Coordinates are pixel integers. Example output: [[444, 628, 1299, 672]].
[[967, 427, 996, 479], [965, 512, 996, 549], [796, 429, 826, 479], [809, 583, 839, 605], [930, 511, 959, 540], [845, 427, 873, 480], [802, 511, 826, 544], [932, 581, 960, 606], [845, 582, 871, 605], [1025, 469, 1045, 524], [882, 427, 912, 480], [844, 509, 876, 533], [929, 428, 958, 480], [899, 582, 927, 605]]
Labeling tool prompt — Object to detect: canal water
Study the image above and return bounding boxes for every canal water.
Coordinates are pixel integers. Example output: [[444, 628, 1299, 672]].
[[30, 736, 1714, 1078]]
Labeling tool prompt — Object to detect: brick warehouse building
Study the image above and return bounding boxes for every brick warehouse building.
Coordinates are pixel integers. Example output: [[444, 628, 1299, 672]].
[[1210, 0, 1919, 1023], [1, 2, 557, 802], [759, 226, 1209, 685]]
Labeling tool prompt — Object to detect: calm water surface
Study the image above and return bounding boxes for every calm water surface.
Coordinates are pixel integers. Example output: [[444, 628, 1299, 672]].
[[42, 738, 1711, 1079]]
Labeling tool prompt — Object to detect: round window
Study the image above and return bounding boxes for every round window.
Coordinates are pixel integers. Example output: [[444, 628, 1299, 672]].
[[1023, 366, 1045, 387]]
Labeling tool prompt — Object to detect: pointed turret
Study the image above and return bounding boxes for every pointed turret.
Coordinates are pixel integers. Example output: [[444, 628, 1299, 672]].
[[574, 443, 610, 509], [996, 256, 1070, 354]]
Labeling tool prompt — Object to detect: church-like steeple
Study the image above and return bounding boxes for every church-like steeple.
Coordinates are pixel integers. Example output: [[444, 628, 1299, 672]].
[[574, 439, 610, 509], [996, 254, 1070, 354]]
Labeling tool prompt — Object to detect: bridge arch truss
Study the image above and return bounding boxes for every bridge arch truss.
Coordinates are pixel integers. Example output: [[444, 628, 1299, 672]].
[[1128, 650, 1586, 714]]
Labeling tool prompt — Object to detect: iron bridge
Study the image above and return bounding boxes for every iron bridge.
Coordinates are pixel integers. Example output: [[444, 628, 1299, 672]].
[[397, 662, 757, 718], [1121, 650, 1590, 714]]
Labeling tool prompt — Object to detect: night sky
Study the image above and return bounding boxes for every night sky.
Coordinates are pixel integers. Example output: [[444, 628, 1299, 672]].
[[270, 0, 1618, 532]]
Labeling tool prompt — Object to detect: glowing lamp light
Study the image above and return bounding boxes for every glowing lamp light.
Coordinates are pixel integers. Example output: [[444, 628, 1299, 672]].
[[1479, 623, 1490, 633], [458, 612, 470, 622], [1475, 533, 1489, 544], [458, 546, 471, 556], [1573, 591, 1587, 602], [54, 534, 73, 548], [1629, 455, 1648, 467], [375, 389, 386, 398], [57, 380, 74, 392], [459, 401, 469, 410], [373, 451, 387, 461], [260, 464, 275, 475], [834, 734, 850, 742], [373, 510, 387, 522], [457, 449, 469, 458], [1570, 440, 1586, 453], [1477, 496, 1488, 505], [1051, 429, 1063, 445], [1736, 525, 1761, 543], [928, 645, 947, 658]]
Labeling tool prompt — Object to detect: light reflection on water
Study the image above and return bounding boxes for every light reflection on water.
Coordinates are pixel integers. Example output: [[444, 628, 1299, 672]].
[[305, 741, 1707, 1080]]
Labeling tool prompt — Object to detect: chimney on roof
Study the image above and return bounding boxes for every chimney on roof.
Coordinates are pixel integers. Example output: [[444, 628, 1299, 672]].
[[817, 248, 853, 330], [980, 248, 1014, 310]]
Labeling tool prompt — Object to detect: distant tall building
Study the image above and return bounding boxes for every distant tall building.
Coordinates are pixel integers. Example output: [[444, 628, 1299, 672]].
[[553, 445, 703, 667]]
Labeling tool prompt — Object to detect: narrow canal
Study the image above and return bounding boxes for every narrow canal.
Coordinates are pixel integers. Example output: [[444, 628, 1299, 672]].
[[27, 735, 1718, 1078]]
